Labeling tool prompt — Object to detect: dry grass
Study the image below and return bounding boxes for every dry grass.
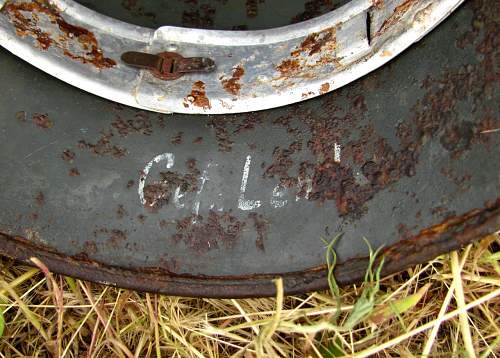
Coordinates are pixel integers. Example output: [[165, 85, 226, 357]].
[[0, 234, 498, 357]]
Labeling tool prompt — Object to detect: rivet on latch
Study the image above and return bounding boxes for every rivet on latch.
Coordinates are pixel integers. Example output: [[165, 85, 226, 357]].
[[121, 51, 216, 80]]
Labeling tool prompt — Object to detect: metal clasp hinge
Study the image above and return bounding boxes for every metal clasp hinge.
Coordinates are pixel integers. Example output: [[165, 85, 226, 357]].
[[121, 51, 216, 80]]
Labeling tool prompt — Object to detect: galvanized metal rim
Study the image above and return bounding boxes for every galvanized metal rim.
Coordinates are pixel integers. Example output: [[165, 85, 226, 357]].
[[0, 0, 463, 114]]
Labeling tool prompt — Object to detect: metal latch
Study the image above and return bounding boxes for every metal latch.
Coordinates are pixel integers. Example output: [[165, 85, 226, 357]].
[[121, 51, 216, 80]]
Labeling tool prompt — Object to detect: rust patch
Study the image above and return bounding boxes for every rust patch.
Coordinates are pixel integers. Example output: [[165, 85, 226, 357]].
[[220, 65, 245, 96], [291, 0, 337, 24], [171, 131, 184, 145], [121, 0, 156, 22], [34, 191, 44, 206], [68, 167, 80, 176], [234, 112, 264, 134], [207, 117, 235, 152], [276, 59, 301, 76], [94, 228, 128, 248], [78, 131, 127, 158], [245, 0, 258, 18], [15, 110, 27, 122], [292, 26, 337, 57], [193, 136, 203, 144], [126, 180, 135, 189], [182, 4, 216, 29], [319, 82, 330, 94], [3, 0, 116, 68], [248, 212, 268, 251], [259, 0, 499, 219], [116, 204, 127, 219], [374, 0, 418, 37], [61, 149, 75, 162], [184, 81, 211, 110], [276, 26, 338, 81], [32, 113, 53, 129], [172, 211, 246, 253], [83, 240, 97, 255], [111, 114, 152, 137], [143, 159, 200, 211]]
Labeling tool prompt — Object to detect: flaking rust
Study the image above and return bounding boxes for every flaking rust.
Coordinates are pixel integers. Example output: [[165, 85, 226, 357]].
[[220, 65, 245, 96], [143, 159, 200, 212], [170, 210, 269, 254], [275, 26, 339, 81], [374, 0, 418, 37], [2, 0, 116, 68], [184, 81, 211, 109]]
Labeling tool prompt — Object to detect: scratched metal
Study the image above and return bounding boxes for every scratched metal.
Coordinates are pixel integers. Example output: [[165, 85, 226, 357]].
[[0, 0, 498, 297]]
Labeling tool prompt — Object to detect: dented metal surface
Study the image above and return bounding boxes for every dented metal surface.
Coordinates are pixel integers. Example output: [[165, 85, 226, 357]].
[[0, 0, 498, 297], [0, 0, 464, 114]]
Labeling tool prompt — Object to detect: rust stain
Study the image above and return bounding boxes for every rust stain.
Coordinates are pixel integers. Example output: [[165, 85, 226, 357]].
[[291, 0, 337, 24], [15, 110, 27, 122], [380, 50, 393, 57], [61, 149, 75, 162], [374, 0, 418, 37], [32, 113, 53, 129], [116, 204, 127, 219], [248, 212, 268, 251], [245, 0, 258, 18], [220, 65, 245, 96], [83, 240, 97, 255], [143, 159, 200, 211], [386, 199, 500, 260], [3, 0, 116, 68], [292, 26, 337, 57], [68, 167, 80, 176], [34, 191, 44, 206], [207, 117, 235, 152], [78, 131, 127, 158], [111, 114, 152, 137], [171, 131, 184, 145], [276, 59, 301, 76], [184, 81, 211, 110], [319, 82, 330, 94], [276, 26, 338, 81], [126, 180, 135, 189], [172, 211, 247, 253], [121, 0, 156, 22], [181, 3, 216, 29], [94, 228, 128, 248]]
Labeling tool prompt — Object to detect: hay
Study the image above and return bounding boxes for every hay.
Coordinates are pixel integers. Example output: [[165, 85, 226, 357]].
[[0, 234, 498, 357]]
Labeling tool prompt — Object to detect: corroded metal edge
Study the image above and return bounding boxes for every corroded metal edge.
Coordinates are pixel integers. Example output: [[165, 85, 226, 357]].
[[1, 199, 498, 298]]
